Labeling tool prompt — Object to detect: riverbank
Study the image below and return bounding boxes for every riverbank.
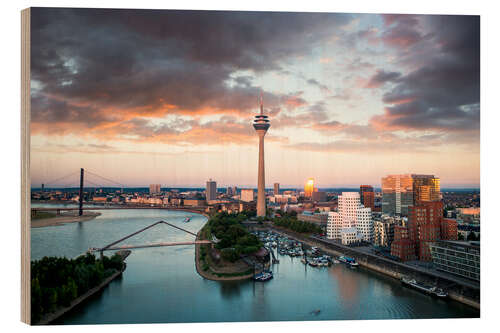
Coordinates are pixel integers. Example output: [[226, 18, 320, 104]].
[[31, 211, 101, 228], [35, 250, 131, 325], [250, 224, 480, 311]]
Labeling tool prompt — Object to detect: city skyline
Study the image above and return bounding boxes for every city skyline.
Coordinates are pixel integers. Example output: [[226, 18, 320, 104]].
[[30, 9, 480, 188]]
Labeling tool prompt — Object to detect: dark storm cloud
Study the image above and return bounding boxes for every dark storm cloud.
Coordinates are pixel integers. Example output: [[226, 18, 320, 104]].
[[381, 14, 425, 47], [372, 15, 480, 132], [365, 70, 402, 88], [30, 8, 353, 133], [306, 78, 330, 92]]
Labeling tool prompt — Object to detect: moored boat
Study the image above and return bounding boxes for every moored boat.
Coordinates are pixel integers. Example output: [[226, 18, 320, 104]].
[[339, 256, 358, 267], [308, 260, 318, 267], [401, 277, 448, 298], [253, 271, 273, 282]]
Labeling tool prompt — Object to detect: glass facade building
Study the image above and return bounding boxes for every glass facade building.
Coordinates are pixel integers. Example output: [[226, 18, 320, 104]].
[[304, 178, 315, 198], [381, 174, 414, 216], [381, 174, 440, 216], [430, 240, 480, 281]]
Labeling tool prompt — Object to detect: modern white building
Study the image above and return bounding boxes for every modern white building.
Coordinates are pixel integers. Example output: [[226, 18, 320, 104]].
[[327, 192, 373, 243], [240, 189, 255, 202], [341, 227, 362, 245], [357, 207, 373, 243], [338, 192, 360, 224], [327, 211, 342, 239]]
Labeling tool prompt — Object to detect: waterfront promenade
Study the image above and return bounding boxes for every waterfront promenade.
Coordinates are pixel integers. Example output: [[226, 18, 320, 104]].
[[246, 223, 479, 310]]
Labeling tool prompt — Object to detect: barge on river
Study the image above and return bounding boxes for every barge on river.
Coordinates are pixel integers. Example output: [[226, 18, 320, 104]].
[[401, 277, 448, 298]]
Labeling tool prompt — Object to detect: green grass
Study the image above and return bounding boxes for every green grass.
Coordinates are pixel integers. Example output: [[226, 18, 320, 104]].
[[32, 212, 57, 220], [214, 268, 254, 278]]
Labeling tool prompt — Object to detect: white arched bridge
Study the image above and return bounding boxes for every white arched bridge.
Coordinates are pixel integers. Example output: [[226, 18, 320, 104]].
[[85, 220, 213, 258]]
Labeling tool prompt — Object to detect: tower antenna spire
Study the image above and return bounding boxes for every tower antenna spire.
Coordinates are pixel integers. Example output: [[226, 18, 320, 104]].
[[260, 92, 264, 115]]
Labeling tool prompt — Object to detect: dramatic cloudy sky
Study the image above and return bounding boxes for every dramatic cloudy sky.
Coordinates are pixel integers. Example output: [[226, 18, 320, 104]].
[[30, 8, 480, 188]]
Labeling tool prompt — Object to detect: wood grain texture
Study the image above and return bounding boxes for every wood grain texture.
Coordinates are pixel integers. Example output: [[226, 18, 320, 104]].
[[21, 7, 31, 325]]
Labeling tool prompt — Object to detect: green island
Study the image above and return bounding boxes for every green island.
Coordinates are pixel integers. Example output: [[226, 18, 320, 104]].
[[196, 210, 323, 280], [196, 211, 264, 280], [31, 252, 127, 324]]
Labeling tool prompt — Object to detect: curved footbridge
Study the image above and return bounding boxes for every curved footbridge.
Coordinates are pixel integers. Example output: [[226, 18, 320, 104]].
[[85, 220, 213, 258]]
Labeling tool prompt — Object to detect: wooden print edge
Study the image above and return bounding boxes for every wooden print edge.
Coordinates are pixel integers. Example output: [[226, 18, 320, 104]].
[[21, 7, 31, 325]]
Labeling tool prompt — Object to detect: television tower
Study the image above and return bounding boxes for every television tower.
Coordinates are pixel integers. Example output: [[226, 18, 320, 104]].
[[253, 94, 270, 217]]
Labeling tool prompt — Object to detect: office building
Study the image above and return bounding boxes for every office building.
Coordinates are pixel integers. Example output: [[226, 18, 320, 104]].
[[326, 192, 372, 243], [390, 225, 416, 261], [304, 178, 315, 198], [298, 211, 328, 229], [381, 174, 413, 216], [184, 198, 206, 207], [253, 96, 270, 217], [341, 227, 360, 245], [408, 201, 443, 261], [430, 240, 480, 281], [312, 191, 327, 202], [456, 208, 480, 225], [374, 219, 395, 248], [338, 192, 361, 224], [441, 218, 458, 240], [240, 189, 255, 202], [360, 185, 375, 211], [327, 212, 342, 240], [382, 174, 440, 216], [149, 184, 161, 194], [206, 179, 217, 201], [357, 207, 373, 243], [274, 183, 280, 195], [413, 174, 440, 202]]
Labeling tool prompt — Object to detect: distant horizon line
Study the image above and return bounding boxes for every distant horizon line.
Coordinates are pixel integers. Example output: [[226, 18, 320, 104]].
[[31, 185, 481, 190]]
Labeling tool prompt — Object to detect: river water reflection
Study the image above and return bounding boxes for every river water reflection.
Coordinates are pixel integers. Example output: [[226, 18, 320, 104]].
[[30, 205, 479, 324]]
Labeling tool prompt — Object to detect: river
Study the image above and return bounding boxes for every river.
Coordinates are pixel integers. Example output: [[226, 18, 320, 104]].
[[30, 205, 479, 324]]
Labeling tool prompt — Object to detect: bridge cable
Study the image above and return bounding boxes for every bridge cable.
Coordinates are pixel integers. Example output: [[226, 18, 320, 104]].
[[44, 171, 79, 187], [85, 169, 125, 188]]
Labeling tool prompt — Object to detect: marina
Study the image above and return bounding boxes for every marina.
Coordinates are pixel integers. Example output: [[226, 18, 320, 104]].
[[253, 230, 356, 270]]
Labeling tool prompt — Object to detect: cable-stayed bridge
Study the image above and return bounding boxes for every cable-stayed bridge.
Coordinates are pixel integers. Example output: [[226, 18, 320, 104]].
[[37, 168, 137, 216]]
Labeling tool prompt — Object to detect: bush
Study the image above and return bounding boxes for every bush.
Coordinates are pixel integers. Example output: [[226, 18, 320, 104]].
[[221, 248, 240, 262]]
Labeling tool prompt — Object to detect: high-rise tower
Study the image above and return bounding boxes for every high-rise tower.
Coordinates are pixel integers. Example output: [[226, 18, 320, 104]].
[[253, 95, 270, 217]]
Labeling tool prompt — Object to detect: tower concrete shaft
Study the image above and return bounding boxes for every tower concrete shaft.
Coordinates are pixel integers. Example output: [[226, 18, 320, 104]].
[[256, 130, 267, 217]]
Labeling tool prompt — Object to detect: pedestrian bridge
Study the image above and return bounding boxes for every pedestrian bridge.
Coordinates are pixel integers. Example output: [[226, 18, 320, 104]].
[[87, 220, 212, 257]]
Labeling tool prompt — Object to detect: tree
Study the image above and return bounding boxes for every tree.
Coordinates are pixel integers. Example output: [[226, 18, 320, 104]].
[[467, 232, 478, 241], [30, 253, 126, 323]]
